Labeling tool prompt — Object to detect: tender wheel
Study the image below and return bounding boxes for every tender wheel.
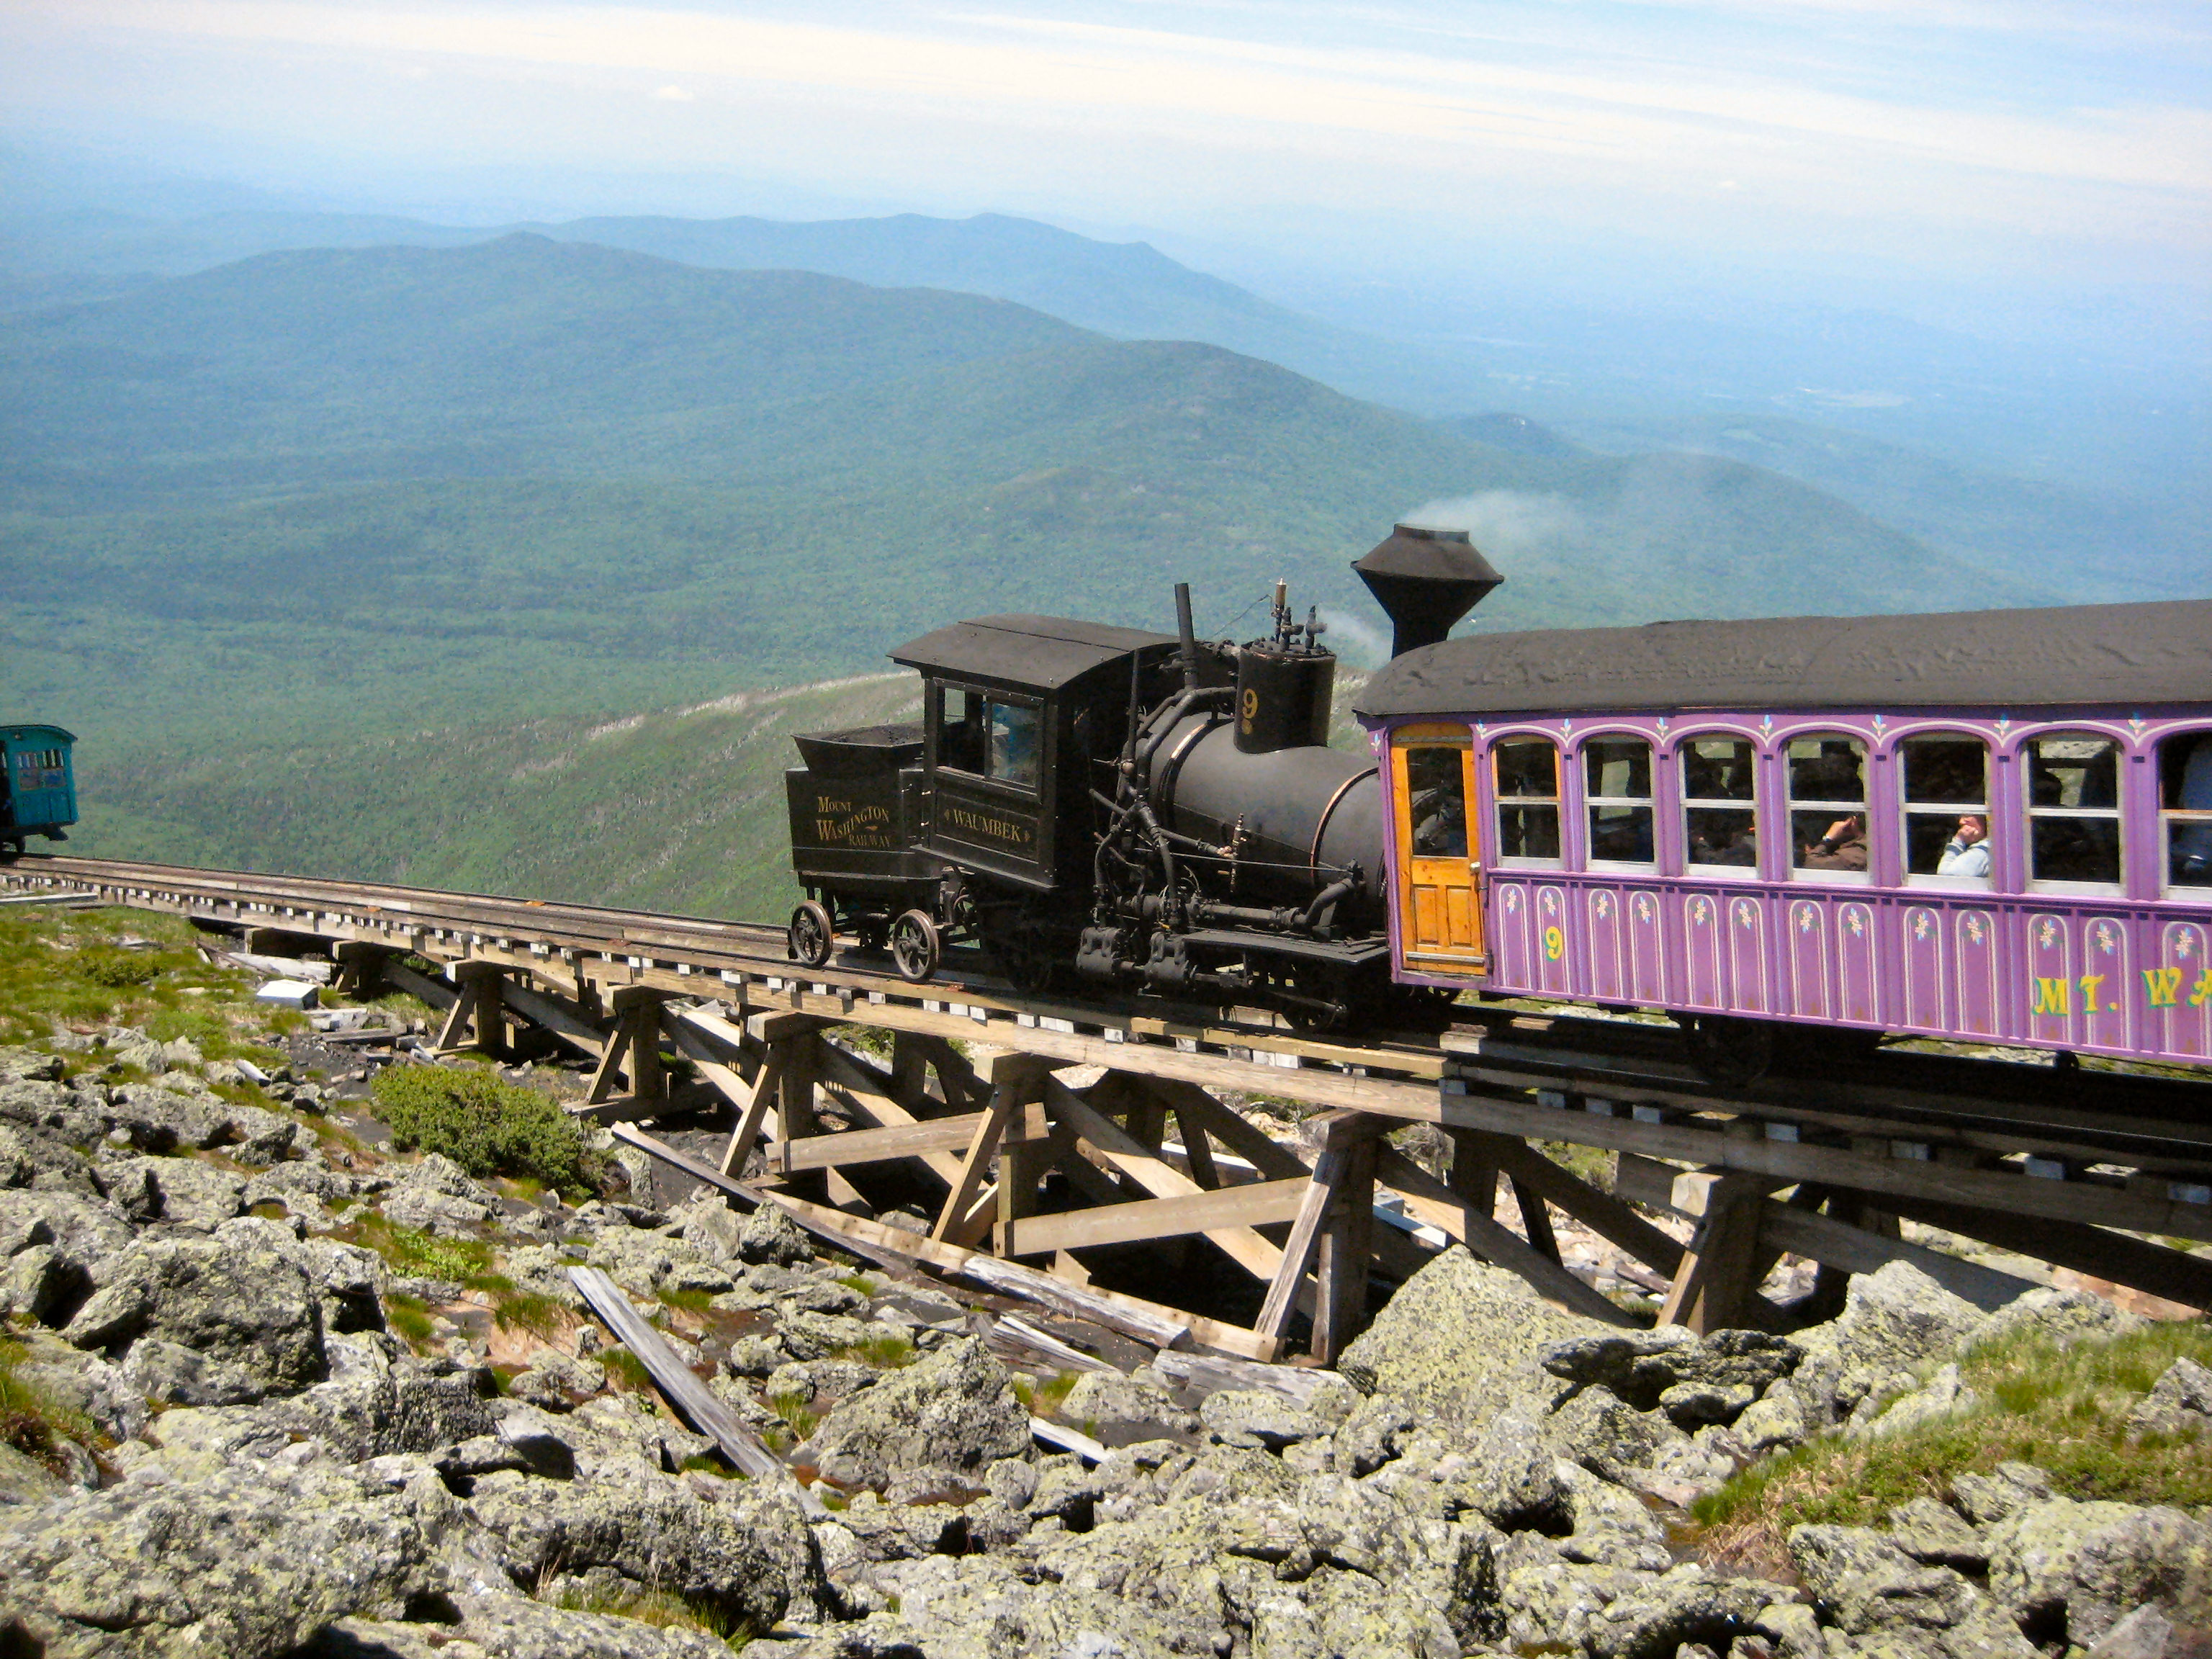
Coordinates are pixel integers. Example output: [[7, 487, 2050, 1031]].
[[788, 900, 835, 969], [889, 909, 941, 984]]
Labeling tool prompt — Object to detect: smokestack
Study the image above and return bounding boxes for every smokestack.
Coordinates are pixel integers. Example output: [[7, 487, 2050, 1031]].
[[1352, 524, 1503, 658]]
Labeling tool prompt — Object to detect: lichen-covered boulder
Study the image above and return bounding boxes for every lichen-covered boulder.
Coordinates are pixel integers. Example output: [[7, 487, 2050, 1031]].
[[0, 1459, 457, 1658], [739, 1202, 814, 1266], [1336, 1247, 1612, 1419], [2127, 1357, 2212, 1440], [101, 1155, 246, 1231], [1789, 1262, 1990, 1430], [1790, 1522, 2038, 1659], [1060, 1369, 1200, 1445], [809, 1335, 1029, 1489], [1197, 1388, 1323, 1452], [1890, 1496, 1990, 1570], [1990, 1497, 2212, 1648], [63, 1216, 327, 1403]]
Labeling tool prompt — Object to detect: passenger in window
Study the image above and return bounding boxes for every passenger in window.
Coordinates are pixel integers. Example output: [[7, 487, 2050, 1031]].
[[1413, 770, 1467, 858], [1804, 813, 1869, 871], [1693, 822, 1758, 867], [1937, 814, 1991, 878]]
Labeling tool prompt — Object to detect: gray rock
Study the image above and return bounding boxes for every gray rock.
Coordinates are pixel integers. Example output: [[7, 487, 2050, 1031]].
[[1545, 1326, 1800, 1417], [108, 1154, 248, 1231], [1990, 1498, 2212, 1648], [1062, 1370, 1201, 1444], [468, 1463, 817, 1633], [1579, 1564, 1781, 1659], [307, 1596, 745, 1658], [0, 1457, 458, 1658], [1446, 1411, 1573, 1533], [1952, 1461, 2055, 1527], [1336, 1246, 1613, 1418], [1549, 1383, 1698, 1489], [766, 1357, 881, 1405], [1791, 1263, 1987, 1430], [809, 1334, 1029, 1489], [1859, 1362, 1979, 1439], [1335, 1394, 1416, 1477], [722, 1331, 789, 1376], [2087, 1603, 2177, 1659], [740, 1202, 814, 1265], [1790, 1523, 2037, 1659], [1557, 1461, 1674, 1572], [1889, 1496, 1989, 1569], [2127, 1357, 2212, 1440], [507, 1349, 607, 1411], [1197, 1387, 1324, 1452], [1660, 1380, 1758, 1429], [1972, 1285, 2145, 1352], [778, 1309, 879, 1362], [64, 1217, 327, 1403]]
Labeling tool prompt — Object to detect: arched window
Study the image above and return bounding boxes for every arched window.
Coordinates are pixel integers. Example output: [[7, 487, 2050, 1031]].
[[1901, 733, 1992, 886], [1583, 737, 1655, 868], [2025, 732, 2122, 889], [1680, 734, 1758, 875], [1493, 737, 1562, 863], [2161, 729, 2212, 891], [1787, 734, 1869, 880]]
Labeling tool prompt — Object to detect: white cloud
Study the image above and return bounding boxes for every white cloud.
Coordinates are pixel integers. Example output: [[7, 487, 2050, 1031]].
[[650, 84, 693, 102]]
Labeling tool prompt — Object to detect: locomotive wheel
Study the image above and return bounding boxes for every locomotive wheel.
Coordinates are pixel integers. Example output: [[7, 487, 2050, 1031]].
[[788, 900, 835, 969], [889, 909, 941, 984]]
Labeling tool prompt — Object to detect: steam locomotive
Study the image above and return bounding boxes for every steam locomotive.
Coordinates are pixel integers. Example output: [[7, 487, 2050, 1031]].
[[783, 526, 1497, 1028]]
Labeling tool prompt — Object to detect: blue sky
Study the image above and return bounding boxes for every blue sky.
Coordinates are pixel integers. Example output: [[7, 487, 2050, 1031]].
[[5, 1, 2208, 312]]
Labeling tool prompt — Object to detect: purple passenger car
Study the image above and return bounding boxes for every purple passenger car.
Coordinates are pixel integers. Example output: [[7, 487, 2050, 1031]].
[[1354, 584, 2212, 1071]]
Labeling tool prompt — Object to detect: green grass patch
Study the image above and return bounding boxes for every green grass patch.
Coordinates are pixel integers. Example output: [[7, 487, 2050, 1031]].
[[370, 1064, 601, 1197], [0, 906, 259, 1046], [549, 1584, 752, 1643], [1692, 1319, 2212, 1570], [657, 1286, 719, 1316], [382, 1293, 436, 1349], [835, 1332, 916, 1370], [601, 1349, 653, 1392], [0, 1337, 100, 1473], [767, 1388, 822, 1440], [1013, 1370, 1082, 1418], [349, 1213, 495, 1282]]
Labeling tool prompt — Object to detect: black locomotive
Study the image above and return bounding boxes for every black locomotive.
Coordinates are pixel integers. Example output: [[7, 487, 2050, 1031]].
[[783, 527, 1501, 1027]]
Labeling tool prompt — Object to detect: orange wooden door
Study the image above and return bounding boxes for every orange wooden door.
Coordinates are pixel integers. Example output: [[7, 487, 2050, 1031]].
[[1391, 728, 1485, 975]]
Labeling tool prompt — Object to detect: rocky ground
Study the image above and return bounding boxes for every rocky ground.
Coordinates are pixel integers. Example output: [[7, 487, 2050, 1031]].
[[3, 989, 2211, 1655]]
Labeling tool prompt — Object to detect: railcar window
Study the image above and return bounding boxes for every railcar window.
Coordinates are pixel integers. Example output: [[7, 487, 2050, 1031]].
[[1786, 735, 1869, 877], [1493, 737, 1562, 861], [2026, 734, 2123, 888], [1583, 737, 1654, 866], [1406, 747, 1469, 858], [1681, 736, 1758, 873], [2160, 732, 2212, 891], [987, 701, 1040, 790], [937, 686, 986, 776], [1900, 734, 1991, 882]]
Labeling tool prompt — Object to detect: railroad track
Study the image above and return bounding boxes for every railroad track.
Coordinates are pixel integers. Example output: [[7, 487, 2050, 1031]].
[[12, 851, 2212, 1334], [10, 853, 2206, 1165]]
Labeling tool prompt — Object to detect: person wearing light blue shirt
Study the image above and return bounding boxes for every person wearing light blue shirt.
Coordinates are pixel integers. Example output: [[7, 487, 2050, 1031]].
[[1938, 814, 1991, 878]]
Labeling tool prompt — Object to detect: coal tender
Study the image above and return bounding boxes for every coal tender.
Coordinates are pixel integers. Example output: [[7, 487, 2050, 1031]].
[[785, 526, 1501, 1028]]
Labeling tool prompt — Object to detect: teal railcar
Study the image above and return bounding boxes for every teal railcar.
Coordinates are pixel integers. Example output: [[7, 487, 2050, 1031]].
[[1, 725, 76, 854]]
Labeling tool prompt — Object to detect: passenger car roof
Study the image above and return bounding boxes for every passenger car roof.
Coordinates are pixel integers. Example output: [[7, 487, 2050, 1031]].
[[891, 615, 1179, 693], [1356, 599, 2212, 719]]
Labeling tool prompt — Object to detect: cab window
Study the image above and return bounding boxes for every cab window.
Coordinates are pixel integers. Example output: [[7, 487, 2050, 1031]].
[[1681, 735, 1758, 873], [2026, 733, 2123, 888], [989, 701, 1040, 789], [1406, 747, 1469, 858], [1493, 737, 1561, 862], [938, 686, 986, 775], [2162, 731, 2212, 891], [1902, 734, 1991, 884], [1583, 737, 1654, 867]]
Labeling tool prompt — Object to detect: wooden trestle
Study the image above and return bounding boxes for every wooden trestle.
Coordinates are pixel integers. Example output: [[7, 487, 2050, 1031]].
[[12, 854, 2212, 1357]]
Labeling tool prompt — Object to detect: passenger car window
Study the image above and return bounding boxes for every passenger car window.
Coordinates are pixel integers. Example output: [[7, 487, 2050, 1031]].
[[1788, 734, 1869, 876], [938, 686, 986, 776], [2161, 731, 2212, 891], [1583, 737, 1654, 867], [1406, 747, 1469, 858], [2026, 733, 2123, 887], [1681, 735, 1758, 873], [1902, 734, 1991, 882], [1493, 737, 1561, 861]]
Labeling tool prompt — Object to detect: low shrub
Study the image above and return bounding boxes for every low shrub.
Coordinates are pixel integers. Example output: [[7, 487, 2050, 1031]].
[[369, 1065, 600, 1196]]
